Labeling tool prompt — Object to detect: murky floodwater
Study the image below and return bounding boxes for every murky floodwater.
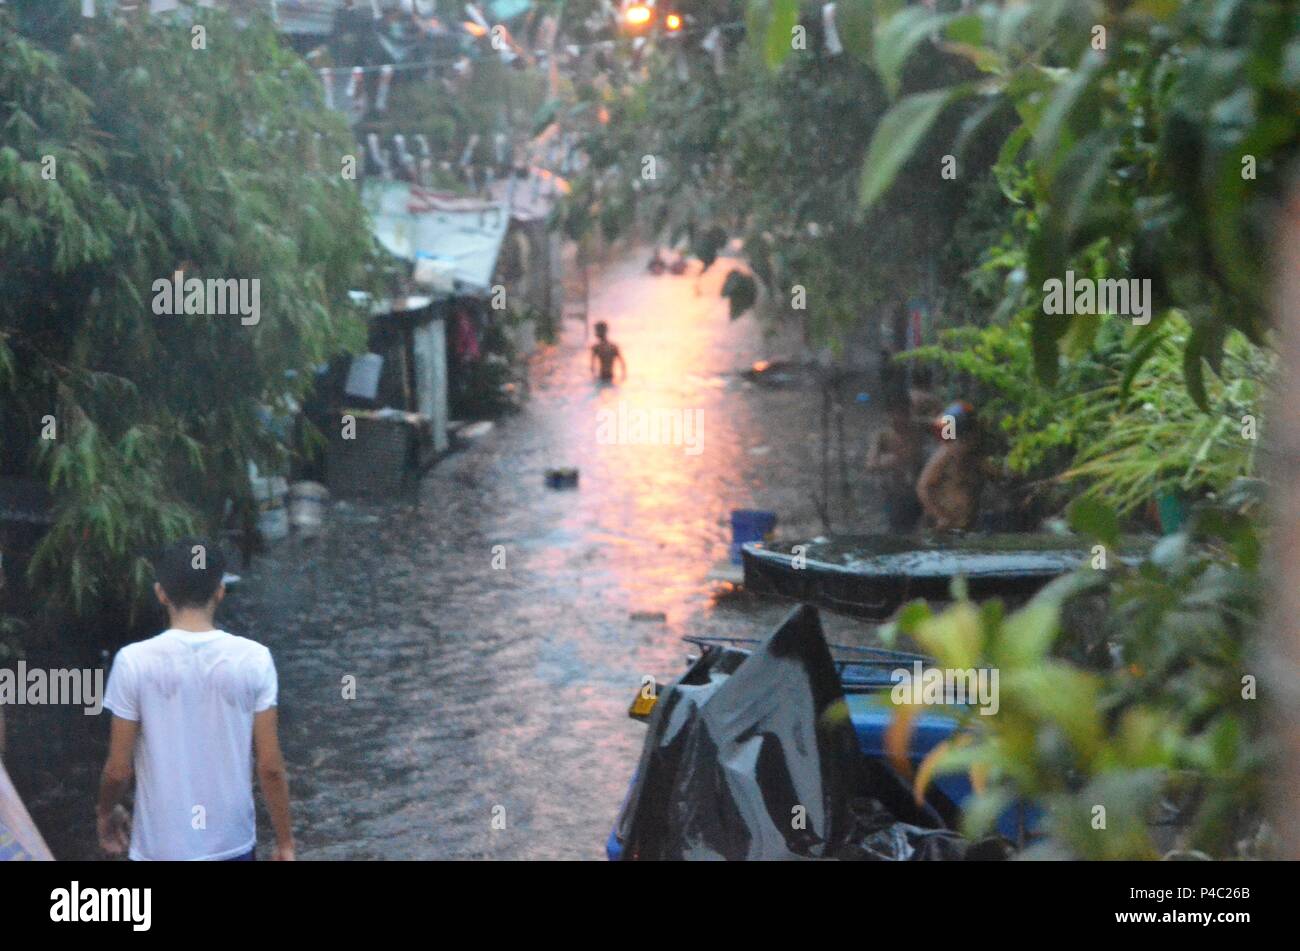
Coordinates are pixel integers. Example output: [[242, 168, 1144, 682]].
[[12, 249, 887, 860]]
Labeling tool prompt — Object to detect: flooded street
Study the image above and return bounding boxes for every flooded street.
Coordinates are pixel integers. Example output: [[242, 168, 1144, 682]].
[[0, 0, 1283, 894], [15, 248, 884, 861]]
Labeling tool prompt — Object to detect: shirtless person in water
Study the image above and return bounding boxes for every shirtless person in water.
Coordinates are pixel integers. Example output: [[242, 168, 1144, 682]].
[[866, 393, 926, 533], [590, 321, 626, 383], [917, 402, 984, 531]]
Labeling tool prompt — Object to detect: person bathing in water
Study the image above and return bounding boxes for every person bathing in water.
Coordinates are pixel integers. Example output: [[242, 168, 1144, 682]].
[[590, 321, 626, 384], [865, 390, 926, 533], [917, 401, 984, 531], [907, 366, 944, 423]]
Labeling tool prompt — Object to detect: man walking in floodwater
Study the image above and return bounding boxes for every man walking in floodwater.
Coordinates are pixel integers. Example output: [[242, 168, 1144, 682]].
[[97, 539, 295, 861], [590, 320, 626, 383]]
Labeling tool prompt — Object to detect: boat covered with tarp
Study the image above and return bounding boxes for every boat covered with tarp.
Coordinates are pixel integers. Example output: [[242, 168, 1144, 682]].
[[608, 604, 1029, 861]]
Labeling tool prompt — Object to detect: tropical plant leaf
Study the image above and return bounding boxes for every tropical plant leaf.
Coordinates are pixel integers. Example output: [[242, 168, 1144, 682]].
[[1067, 496, 1120, 549], [858, 88, 960, 214], [764, 0, 801, 70], [873, 8, 952, 99]]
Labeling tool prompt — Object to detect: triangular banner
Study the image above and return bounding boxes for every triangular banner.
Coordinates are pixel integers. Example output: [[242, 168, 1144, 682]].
[[823, 3, 843, 56]]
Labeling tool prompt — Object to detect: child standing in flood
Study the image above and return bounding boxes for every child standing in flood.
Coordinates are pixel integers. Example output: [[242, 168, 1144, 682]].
[[590, 321, 626, 384]]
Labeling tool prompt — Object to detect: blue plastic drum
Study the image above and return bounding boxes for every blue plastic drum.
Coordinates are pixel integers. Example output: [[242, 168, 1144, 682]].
[[730, 509, 777, 564]]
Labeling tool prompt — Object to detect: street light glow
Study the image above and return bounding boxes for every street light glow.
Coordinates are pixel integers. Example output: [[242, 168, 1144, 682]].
[[665, 13, 683, 32], [625, 4, 653, 27]]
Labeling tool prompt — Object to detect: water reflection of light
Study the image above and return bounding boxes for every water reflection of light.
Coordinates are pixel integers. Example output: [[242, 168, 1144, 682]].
[[549, 256, 753, 628]]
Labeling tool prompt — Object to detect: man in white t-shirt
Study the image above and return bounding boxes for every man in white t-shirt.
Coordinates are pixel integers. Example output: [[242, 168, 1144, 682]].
[[97, 538, 295, 861]]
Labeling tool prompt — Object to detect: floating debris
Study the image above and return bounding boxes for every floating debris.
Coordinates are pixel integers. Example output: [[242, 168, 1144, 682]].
[[545, 468, 579, 489]]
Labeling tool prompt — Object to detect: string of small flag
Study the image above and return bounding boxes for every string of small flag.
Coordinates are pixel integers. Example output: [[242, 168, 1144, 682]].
[[70, 0, 213, 14], [314, 19, 747, 77], [48, 4, 857, 101], [42, 5, 847, 74], [13, 3, 855, 61], [307, 3, 876, 94], [59, 1, 427, 20], [358, 128, 580, 177], [277, 121, 579, 197]]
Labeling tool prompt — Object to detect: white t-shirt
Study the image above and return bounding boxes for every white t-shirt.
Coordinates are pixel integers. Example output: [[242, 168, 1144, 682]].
[[103, 628, 277, 861]]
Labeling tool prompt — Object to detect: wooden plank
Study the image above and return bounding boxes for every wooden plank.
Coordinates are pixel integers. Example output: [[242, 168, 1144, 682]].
[[704, 560, 744, 585]]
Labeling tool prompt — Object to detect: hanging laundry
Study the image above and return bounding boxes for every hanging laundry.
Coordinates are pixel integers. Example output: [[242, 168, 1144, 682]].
[[459, 134, 480, 168], [347, 66, 367, 118], [320, 68, 334, 108], [366, 133, 392, 178], [375, 64, 395, 112]]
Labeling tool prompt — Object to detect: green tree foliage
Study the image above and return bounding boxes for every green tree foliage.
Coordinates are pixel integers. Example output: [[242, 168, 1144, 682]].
[[846, 0, 1293, 855], [855, 0, 1300, 395], [896, 110, 1276, 517], [0, 3, 374, 625], [559, 0, 1295, 854], [885, 484, 1267, 858], [905, 311, 1272, 515], [561, 0, 1006, 349]]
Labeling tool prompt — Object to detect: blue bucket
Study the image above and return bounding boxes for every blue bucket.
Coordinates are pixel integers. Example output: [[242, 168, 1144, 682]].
[[730, 509, 777, 564]]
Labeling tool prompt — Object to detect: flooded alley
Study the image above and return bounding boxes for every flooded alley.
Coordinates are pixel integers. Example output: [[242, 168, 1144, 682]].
[[1, 0, 1287, 905], [280, 240, 902, 856], [12, 248, 884, 861], [225, 250, 882, 860]]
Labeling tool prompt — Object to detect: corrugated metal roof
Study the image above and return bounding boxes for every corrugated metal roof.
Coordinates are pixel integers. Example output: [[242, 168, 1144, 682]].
[[362, 181, 510, 293]]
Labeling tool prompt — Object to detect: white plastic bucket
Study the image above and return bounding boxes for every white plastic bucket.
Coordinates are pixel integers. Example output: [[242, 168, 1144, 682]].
[[251, 471, 290, 543], [289, 481, 329, 536], [257, 506, 290, 543], [344, 352, 384, 400]]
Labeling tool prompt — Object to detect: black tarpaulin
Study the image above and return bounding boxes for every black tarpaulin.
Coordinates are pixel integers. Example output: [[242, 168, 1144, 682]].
[[616, 604, 1006, 861], [618, 604, 859, 860]]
